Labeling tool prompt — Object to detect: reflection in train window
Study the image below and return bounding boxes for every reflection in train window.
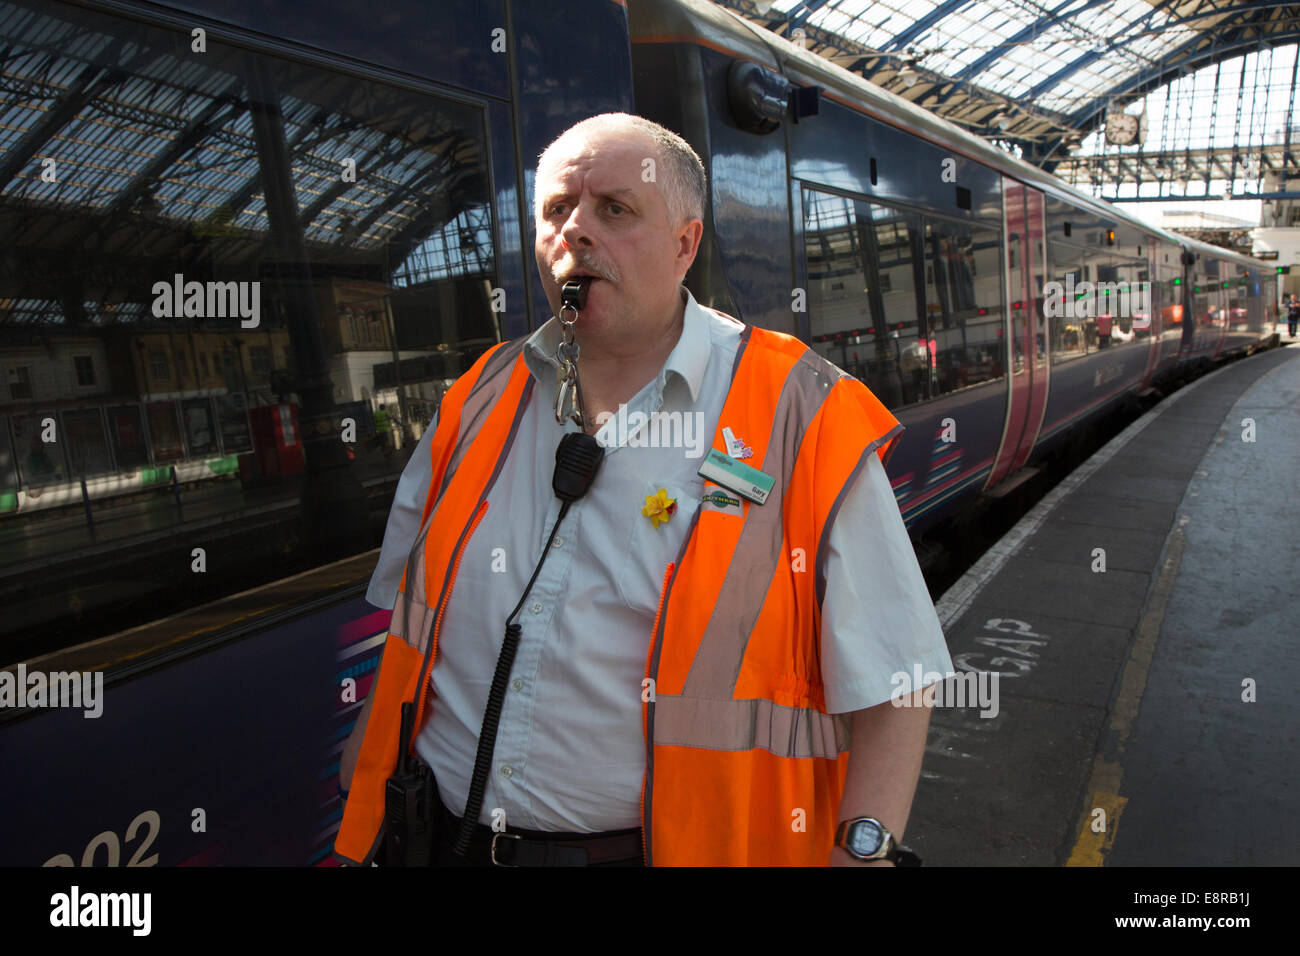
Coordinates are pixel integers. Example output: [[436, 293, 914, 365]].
[[0, 0, 497, 653], [803, 187, 1003, 410], [1047, 241, 1085, 361], [1263, 276, 1278, 323], [920, 218, 1005, 395]]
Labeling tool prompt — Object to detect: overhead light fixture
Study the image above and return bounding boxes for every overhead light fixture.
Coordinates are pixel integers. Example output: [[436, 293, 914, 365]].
[[993, 111, 1012, 130], [753, 0, 776, 14], [898, 48, 920, 89]]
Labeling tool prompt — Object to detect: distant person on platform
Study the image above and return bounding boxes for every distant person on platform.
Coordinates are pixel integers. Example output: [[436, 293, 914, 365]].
[[1286, 294, 1299, 338], [372, 404, 394, 458]]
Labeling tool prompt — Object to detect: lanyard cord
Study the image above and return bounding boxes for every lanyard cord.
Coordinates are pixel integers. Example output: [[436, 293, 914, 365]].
[[451, 500, 573, 856]]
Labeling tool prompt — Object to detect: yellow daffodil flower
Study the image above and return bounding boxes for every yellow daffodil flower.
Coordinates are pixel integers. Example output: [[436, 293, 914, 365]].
[[642, 488, 677, 528]]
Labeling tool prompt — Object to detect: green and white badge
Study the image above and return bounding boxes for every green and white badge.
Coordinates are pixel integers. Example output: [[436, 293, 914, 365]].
[[697, 447, 774, 505]]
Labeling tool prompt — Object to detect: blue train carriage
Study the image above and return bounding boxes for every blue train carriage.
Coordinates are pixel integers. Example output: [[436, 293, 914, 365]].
[[0, 0, 634, 866], [1, 0, 1279, 869], [628, 0, 1280, 536]]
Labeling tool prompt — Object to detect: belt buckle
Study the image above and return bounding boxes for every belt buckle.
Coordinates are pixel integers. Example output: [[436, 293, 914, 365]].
[[490, 831, 521, 867]]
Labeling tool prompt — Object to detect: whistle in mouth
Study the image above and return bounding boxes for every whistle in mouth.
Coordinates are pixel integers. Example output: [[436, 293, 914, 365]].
[[561, 278, 590, 312]]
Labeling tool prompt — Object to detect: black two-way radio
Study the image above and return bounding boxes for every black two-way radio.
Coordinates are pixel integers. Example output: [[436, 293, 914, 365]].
[[383, 701, 436, 866]]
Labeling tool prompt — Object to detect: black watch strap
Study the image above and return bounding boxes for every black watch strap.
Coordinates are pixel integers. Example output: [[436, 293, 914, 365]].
[[894, 845, 923, 867]]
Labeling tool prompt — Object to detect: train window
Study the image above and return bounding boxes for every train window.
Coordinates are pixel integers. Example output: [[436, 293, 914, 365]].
[[1158, 268, 1183, 342], [1086, 256, 1147, 345], [1084, 253, 1121, 349], [1132, 265, 1154, 341], [802, 187, 1003, 410], [803, 189, 913, 409], [1264, 276, 1278, 322], [0, 0, 496, 655], [1191, 268, 1220, 345], [1047, 241, 1086, 362], [920, 218, 1004, 395], [1231, 282, 1248, 331]]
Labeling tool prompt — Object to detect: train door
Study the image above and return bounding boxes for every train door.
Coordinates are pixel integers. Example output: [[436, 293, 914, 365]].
[[1209, 276, 1230, 358], [1180, 250, 1198, 353], [1138, 246, 1161, 387], [987, 179, 1049, 487]]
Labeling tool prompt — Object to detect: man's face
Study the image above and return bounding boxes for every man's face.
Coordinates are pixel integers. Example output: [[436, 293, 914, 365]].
[[534, 128, 699, 337]]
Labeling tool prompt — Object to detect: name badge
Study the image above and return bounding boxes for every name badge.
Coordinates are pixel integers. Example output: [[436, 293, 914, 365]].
[[697, 448, 774, 505]]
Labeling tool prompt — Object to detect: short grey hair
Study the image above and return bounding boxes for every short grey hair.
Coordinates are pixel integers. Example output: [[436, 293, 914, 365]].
[[535, 112, 707, 228]]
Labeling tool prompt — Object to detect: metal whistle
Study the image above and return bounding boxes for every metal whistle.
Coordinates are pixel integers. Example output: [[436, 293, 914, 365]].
[[554, 278, 591, 430]]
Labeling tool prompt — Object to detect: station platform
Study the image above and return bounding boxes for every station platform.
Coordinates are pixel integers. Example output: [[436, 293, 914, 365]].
[[910, 343, 1300, 866]]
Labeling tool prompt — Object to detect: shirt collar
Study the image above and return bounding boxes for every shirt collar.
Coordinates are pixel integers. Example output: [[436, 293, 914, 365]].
[[523, 285, 710, 404]]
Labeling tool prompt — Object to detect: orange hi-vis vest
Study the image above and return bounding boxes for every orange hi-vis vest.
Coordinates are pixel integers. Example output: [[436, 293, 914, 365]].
[[334, 322, 903, 866]]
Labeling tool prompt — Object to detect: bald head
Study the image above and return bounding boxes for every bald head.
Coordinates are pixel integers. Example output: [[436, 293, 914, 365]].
[[535, 113, 707, 230]]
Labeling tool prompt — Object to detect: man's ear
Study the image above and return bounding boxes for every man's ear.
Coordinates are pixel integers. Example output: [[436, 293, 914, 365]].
[[675, 219, 704, 278]]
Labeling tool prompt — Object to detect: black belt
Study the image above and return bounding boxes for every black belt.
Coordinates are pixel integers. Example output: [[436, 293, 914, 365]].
[[436, 803, 643, 866]]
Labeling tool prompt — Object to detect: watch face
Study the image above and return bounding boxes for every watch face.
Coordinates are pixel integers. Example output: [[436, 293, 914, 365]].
[[848, 819, 885, 857]]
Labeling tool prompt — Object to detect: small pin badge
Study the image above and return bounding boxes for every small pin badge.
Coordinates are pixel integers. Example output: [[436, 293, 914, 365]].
[[642, 488, 677, 528], [702, 490, 742, 510], [722, 426, 754, 460]]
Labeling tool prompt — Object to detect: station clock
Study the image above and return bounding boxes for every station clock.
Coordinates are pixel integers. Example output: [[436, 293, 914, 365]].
[[1105, 109, 1146, 146]]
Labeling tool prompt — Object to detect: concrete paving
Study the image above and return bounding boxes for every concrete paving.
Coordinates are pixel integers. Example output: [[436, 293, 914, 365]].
[[907, 343, 1300, 866]]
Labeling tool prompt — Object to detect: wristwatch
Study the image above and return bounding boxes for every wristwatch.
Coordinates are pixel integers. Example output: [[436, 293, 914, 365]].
[[834, 817, 922, 866]]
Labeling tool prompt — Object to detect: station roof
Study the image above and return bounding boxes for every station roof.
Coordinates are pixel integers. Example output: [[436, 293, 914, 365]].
[[0, 2, 493, 328], [719, 1, 1300, 163]]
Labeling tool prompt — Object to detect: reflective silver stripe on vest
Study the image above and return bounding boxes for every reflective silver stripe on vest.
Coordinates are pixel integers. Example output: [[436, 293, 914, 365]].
[[392, 340, 530, 656], [388, 592, 433, 648], [653, 694, 851, 759], [434, 337, 529, 512], [680, 348, 843, 699]]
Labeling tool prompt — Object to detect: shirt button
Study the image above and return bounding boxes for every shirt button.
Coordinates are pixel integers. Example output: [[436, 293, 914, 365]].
[[530, 602, 544, 614], [551, 536, 564, 548], [500, 766, 513, 778], [511, 678, 523, 691]]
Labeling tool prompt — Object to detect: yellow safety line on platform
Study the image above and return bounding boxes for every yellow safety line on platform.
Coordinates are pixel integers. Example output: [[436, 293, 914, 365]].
[[1067, 789, 1127, 867], [1066, 523, 1188, 867]]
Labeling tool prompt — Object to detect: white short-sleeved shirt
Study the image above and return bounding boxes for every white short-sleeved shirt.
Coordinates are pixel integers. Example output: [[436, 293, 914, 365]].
[[366, 288, 952, 831]]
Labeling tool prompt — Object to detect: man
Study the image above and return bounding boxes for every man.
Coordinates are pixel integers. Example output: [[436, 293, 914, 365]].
[[372, 403, 394, 457], [336, 113, 953, 867], [1286, 294, 1298, 338]]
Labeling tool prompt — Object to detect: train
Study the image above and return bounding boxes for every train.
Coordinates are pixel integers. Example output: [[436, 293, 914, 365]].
[[0, 0, 1282, 866]]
